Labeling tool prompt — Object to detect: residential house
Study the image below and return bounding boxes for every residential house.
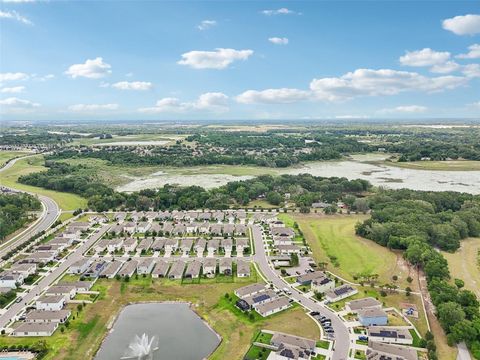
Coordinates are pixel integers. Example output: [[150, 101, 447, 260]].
[[36, 295, 66, 311], [366, 326, 413, 345], [180, 239, 194, 256], [271, 227, 295, 237], [235, 238, 248, 256], [358, 308, 388, 326], [221, 238, 233, 256], [311, 276, 335, 294], [11, 322, 58, 337], [84, 261, 107, 278], [0, 272, 24, 289], [219, 258, 233, 276], [123, 222, 137, 234], [325, 285, 358, 303], [273, 236, 293, 246], [276, 245, 301, 255], [207, 239, 220, 257], [256, 297, 290, 317], [296, 271, 328, 286], [137, 222, 151, 233], [235, 283, 265, 298], [99, 260, 123, 278], [46, 285, 77, 300], [237, 260, 251, 277], [122, 238, 137, 253], [10, 263, 36, 277], [137, 238, 153, 253], [210, 224, 222, 236], [69, 258, 90, 274], [203, 258, 216, 278], [137, 258, 156, 275], [25, 310, 71, 324], [195, 238, 206, 257], [366, 340, 418, 360], [235, 224, 247, 235], [185, 260, 202, 279], [168, 261, 186, 280], [117, 260, 138, 278], [107, 238, 123, 253], [346, 297, 382, 313], [164, 238, 179, 254], [172, 224, 186, 236], [151, 260, 170, 278], [223, 224, 234, 236], [151, 237, 167, 251]]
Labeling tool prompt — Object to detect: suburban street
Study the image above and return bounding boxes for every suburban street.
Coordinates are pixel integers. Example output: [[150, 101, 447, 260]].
[[251, 224, 350, 360], [0, 155, 60, 259], [0, 224, 110, 329]]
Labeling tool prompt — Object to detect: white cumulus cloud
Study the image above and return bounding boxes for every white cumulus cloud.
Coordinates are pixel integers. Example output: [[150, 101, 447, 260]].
[[0, 97, 39, 108], [1, 86, 25, 93], [399, 48, 451, 67], [198, 20, 217, 30], [65, 57, 112, 79], [456, 44, 480, 59], [111, 81, 153, 91], [268, 37, 289, 45], [178, 48, 253, 69], [68, 103, 119, 112], [0, 72, 29, 82], [309, 68, 467, 101], [236, 88, 310, 104], [442, 14, 480, 35], [0, 10, 33, 25], [462, 64, 480, 78], [139, 92, 229, 113], [262, 8, 296, 16]]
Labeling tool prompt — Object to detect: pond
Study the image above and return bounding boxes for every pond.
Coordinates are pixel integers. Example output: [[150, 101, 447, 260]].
[[94, 303, 221, 360]]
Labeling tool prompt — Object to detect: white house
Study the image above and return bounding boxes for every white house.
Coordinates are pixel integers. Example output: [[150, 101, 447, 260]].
[[11, 322, 58, 337], [36, 295, 66, 311], [137, 258, 156, 275]]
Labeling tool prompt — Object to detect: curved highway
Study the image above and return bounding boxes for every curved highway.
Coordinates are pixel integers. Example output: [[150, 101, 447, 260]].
[[0, 155, 60, 259], [251, 224, 350, 360]]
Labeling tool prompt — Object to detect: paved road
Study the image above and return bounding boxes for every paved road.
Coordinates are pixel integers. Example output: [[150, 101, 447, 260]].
[[0, 155, 60, 259], [0, 224, 110, 329], [251, 224, 350, 360]]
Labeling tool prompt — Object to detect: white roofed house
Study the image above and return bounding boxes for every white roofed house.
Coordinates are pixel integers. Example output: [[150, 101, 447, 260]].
[[236, 210, 247, 224], [186, 210, 198, 221], [311, 275, 335, 294], [223, 224, 235, 236], [213, 211, 224, 222], [180, 238, 194, 257], [276, 245, 301, 255], [137, 258, 156, 275], [99, 260, 123, 278], [237, 260, 251, 277], [137, 238, 153, 253], [172, 224, 186, 236], [137, 221, 151, 233], [185, 260, 202, 279], [123, 222, 137, 234], [219, 258, 233, 276], [62, 227, 82, 240], [273, 236, 293, 246], [325, 284, 358, 303], [235, 238, 249, 257], [195, 238, 206, 257], [162, 222, 174, 235], [164, 238, 179, 257], [203, 258, 217, 278], [168, 260, 186, 280], [10, 263, 36, 277], [69, 258, 91, 274], [221, 238, 233, 257], [234, 224, 247, 235], [271, 227, 295, 238], [186, 222, 198, 234], [23, 251, 56, 265], [107, 238, 124, 253], [12, 322, 59, 337], [145, 211, 158, 221], [149, 222, 162, 235], [25, 309, 71, 324], [115, 212, 127, 223], [36, 295, 66, 311], [210, 224, 222, 236], [255, 297, 291, 317], [207, 239, 220, 257], [0, 272, 24, 289], [46, 285, 77, 300], [123, 237, 137, 253], [151, 237, 167, 252], [198, 212, 212, 221]]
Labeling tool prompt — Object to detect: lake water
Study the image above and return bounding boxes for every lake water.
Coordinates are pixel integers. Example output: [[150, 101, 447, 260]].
[[94, 303, 221, 360], [117, 156, 480, 194]]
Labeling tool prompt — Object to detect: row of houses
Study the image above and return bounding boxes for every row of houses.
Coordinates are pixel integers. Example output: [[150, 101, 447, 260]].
[[267, 222, 303, 256], [11, 281, 93, 337], [115, 209, 249, 223], [70, 257, 252, 279], [92, 236, 250, 257], [234, 283, 291, 317], [109, 221, 248, 237]]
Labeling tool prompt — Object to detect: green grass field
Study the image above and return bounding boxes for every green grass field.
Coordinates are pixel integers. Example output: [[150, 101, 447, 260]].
[[442, 237, 480, 297], [280, 214, 415, 287], [0, 150, 31, 167], [0, 155, 87, 211]]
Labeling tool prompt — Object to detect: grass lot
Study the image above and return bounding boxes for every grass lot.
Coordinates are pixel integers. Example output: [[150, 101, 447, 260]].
[[0, 150, 31, 167], [0, 276, 319, 360], [280, 214, 416, 288], [248, 199, 278, 209], [384, 160, 480, 171], [442, 237, 480, 297], [68, 133, 185, 147], [0, 155, 87, 211]]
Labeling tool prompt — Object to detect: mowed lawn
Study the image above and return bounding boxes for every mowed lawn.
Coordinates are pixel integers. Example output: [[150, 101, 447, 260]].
[[0, 276, 319, 360], [0, 155, 87, 211], [442, 237, 480, 297], [0, 150, 31, 167], [283, 214, 409, 285]]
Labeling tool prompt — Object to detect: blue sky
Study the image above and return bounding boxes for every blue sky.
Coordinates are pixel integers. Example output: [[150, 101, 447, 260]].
[[0, 1, 479, 121]]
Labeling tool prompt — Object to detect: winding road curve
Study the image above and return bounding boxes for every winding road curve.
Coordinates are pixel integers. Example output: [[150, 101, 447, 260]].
[[0, 155, 61, 259], [251, 224, 350, 360]]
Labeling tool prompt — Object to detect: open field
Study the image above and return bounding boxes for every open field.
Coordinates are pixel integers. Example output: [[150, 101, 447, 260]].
[[0, 276, 319, 360], [0, 155, 87, 211], [0, 151, 32, 167], [442, 237, 480, 297], [384, 160, 480, 171], [68, 133, 186, 147], [280, 214, 418, 289]]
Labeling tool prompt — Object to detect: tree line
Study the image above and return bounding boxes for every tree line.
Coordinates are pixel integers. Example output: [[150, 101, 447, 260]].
[[0, 193, 41, 239], [356, 189, 480, 357]]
